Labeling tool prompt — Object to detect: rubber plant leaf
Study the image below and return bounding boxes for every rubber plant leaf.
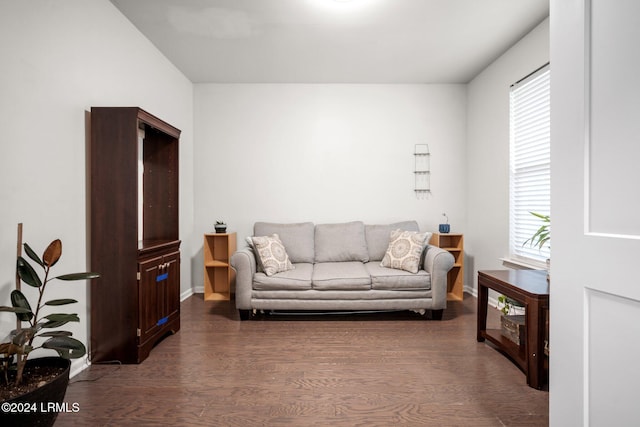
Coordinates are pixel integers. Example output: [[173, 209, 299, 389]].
[[42, 239, 62, 267], [38, 313, 79, 329], [23, 242, 44, 268], [16, 256, 42, 287], [0, 306, 31, 314], [11, 328, 35, 346], [10, 289, 34, 321], [43, 313, 80, 323], [38, 331, 73, 337], [38, 320, 68, 329], [42, 336, 87, 359], [44, 299, 78, 306], [55, 272, 100, 281]]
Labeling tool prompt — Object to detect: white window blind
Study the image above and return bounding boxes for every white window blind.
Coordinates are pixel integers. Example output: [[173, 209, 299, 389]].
[[509, 64, 551, 264]]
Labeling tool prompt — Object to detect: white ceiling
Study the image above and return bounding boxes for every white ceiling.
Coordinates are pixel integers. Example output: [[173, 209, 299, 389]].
[[110, 0, 549, 84]]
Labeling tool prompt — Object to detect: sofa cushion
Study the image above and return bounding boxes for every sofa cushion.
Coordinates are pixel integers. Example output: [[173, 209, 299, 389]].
[[254, 222, 315, 263], [251, 234, 294, 276], [312, 262, 371, 290], [253, 263, 313, 290], [365, 262, 431, 291], [365, 221, 420, 261], [380, 229, 429, 274], [314, 221, 369, 263]]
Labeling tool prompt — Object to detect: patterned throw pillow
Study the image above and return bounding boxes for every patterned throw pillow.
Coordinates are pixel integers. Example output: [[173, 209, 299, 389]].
[[380, 229, 428, 274], [251, 233, 294, 276]]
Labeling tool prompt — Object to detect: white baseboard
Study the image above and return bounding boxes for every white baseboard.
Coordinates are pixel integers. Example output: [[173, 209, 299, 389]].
[[69, 355, 90, 379], [463, 285, 501, 310], [180, 288, 195, 301]]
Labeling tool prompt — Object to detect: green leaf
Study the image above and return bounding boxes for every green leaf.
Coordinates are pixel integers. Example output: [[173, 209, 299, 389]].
[[38, 320, 68, 329], [44, 313, 80, 322], [38, 313, 79, 329], [523, 212, 551, 250], [42, 336, 86, 359], [37, 331, 73, 338], [55, 272, 100, 281], [530, 211, 550, 222], [10, 290, 34, 321], [0, 306, 31, 314], [44, 299, 78, 306], [11, 329, 35, 347], [16, 256, 42, 287], [23, 243, 44, 267]]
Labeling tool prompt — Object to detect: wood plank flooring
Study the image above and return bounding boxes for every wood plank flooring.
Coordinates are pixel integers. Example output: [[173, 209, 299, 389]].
[[57, 295, 548, 426]]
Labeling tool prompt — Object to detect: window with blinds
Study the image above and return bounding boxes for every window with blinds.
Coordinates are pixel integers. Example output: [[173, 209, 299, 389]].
[[509, 64, 551, 265]]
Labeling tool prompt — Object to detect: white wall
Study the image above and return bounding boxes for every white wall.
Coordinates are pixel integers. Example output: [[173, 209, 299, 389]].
[[0, 0, 194, 374], [465, 18, 549, 294], [193, 84, 467, 289]]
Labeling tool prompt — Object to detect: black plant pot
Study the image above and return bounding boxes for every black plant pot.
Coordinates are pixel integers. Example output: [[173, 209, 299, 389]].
[[0, 357, 71, 427], [214, 225, 227, 234]]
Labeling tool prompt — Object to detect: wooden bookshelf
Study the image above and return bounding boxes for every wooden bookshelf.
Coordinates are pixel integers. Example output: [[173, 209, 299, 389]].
[[204, 232, 236, 301], [90, 107, 181, 364], [429, 233, 464, 301]]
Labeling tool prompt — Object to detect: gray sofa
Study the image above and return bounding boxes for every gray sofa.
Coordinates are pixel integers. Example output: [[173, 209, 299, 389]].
[[230, 220, 454, 320]]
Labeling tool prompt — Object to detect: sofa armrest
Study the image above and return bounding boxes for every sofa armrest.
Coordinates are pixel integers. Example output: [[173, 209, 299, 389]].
[[423, 245, 455, 310], [230, 248, 257, 310]]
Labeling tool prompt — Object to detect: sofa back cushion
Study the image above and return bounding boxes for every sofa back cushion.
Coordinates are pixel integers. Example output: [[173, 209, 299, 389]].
[[314, 221, 369, 263], [365, 221, 420, 261], [253, 222, 315, 263]]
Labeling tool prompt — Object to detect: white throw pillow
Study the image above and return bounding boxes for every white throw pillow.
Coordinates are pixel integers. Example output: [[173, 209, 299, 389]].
[[251, 234, 294, 276], [380, 229, 428, 274]]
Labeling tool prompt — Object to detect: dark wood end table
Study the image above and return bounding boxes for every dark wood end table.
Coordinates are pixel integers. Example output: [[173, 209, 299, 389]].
[[477, 269, 549, 389]]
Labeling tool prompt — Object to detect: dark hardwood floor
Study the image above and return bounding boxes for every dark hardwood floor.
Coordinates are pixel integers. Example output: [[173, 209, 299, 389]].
[[57, 294, 548, 426]]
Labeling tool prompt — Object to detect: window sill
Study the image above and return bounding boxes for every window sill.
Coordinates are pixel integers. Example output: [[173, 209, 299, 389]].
[[499, 257, 546, 271]]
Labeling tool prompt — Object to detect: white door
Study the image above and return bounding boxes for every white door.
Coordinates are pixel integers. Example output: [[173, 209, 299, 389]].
[[551, 0, 640, 425]]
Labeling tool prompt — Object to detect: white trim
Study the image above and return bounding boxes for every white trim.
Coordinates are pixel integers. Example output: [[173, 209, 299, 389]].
[[69, 355, 90, 379], [465, 285, 477, 299], [583, 3, 591, 422], [583, 0, 592, 240], [500, 257, 545, 270], [586, 231, 640, 241], [583, 286, 592, 427], [181, 288, 195, 302]]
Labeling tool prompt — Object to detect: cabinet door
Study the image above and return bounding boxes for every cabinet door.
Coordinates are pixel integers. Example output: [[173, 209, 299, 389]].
[[161, 251, 180, 323], [138, 255, 162, 344]]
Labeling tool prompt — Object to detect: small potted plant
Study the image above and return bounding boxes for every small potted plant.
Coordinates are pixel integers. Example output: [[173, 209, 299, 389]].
[[0, 236, 99, 426], [523, 211, 550, 280], [523, 212, 550, 251], [214, 221, 227, 234], [439, 213, 450, 233]]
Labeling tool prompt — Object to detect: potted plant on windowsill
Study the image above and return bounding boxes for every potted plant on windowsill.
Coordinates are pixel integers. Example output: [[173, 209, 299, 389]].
[[523, 212, 550, 251], [523, 211, 551, 280], [0, 236, 99, 426]]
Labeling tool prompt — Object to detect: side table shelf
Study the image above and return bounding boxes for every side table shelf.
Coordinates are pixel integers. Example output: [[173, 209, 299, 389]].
[[204, 232, 237, 301], [429, 233, 464, 300]]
